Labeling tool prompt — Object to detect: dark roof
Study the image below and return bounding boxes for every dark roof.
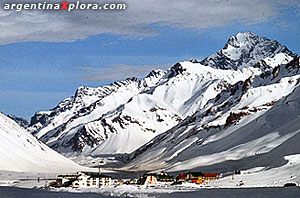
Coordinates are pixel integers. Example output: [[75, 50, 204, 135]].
[[143, 173, 157, 177], [81, 172, 112, 178], [203, 173, 219, 177], [157, 175, 174, 180], [57, 174, 77, 177], [188, 172, 204, 177], [89, 174, 112, 178]]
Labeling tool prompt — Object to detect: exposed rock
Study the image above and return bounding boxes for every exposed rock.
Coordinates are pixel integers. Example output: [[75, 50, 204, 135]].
[[7, 114, 29, 128], [225, 112, 249, 128]]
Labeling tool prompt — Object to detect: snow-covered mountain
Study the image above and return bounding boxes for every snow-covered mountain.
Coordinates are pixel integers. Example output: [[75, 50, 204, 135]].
[[28, 70, 180, 155], [0, 112, 82, 173], [124, 53, 300, 172], [28, 32, 299, 166], [124, 74, 300, 173], [200, 31, 293, 70]]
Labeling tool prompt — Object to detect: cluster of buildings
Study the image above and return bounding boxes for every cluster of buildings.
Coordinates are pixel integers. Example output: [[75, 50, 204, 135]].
[[55, 171, 219, 188], [56, 172, 112, 188]]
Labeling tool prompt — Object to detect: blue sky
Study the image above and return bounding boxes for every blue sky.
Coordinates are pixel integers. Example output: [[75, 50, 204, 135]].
[[0, 0, 299, 119]]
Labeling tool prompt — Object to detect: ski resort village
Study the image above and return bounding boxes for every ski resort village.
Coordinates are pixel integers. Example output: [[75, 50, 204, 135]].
[[53, 171, 220, 189]]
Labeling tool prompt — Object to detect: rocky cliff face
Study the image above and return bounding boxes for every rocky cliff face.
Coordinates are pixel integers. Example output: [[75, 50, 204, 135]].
[[7, 114, 29, 128]]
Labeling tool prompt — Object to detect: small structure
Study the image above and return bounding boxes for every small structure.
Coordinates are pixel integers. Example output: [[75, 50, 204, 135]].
[[234, 170, 241, 175], [72, 172, 112, 188], [114, 179, 124, 185], [127, 179, 138, 184]]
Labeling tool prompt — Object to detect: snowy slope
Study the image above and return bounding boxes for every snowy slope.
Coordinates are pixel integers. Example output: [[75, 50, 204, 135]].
[[28, 32, 299, 161], [123, 56, 300, 172], [0, 112, 83, 173]]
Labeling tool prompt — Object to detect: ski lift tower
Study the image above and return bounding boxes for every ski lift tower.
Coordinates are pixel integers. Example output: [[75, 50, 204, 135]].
[[98, 160, 104, 175]]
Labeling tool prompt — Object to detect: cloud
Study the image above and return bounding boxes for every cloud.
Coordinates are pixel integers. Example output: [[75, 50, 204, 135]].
[[277, 0, 300, 7], [102, 41, 118, 46], [75, 63, 171, 82], [0, 0, 291, 44]]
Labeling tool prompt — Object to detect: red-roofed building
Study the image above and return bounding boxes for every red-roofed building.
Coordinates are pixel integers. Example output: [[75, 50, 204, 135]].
[[203, 173, 219, 180], [176, 172, 219, 184], [177, 173, 186, 182]]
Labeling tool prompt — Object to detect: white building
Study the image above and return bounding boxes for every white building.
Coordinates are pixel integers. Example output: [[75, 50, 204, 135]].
[[72, 172, 112, 188], [143, 175, 158, 187]]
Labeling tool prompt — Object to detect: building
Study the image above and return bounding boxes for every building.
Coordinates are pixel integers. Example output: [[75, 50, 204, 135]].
[[139, 171, 174, 186], [203, 173, 219, 180], [57, 174, 77, 187], [156, 171, 175, 183], [177, 173, 186, 182], [178, 172, 219, 184], [140, 174, 158, 186], [72, 172, 112, 188], [186, 172, 205, 184]]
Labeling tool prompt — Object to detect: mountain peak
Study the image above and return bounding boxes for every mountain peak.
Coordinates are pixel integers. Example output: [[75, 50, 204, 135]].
[[200, 32, 294, 70], [225, 31, 259, 48]]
